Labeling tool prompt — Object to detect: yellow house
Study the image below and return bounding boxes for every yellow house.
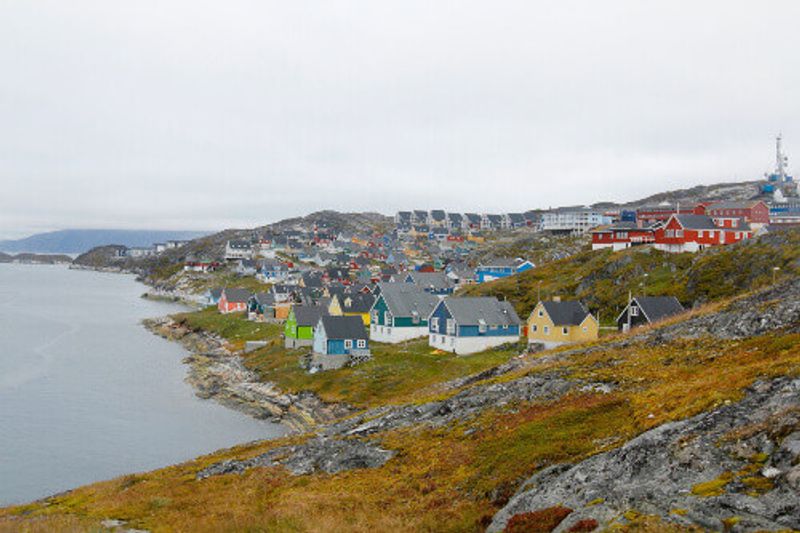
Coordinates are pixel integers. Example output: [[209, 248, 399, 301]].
[[527, 299, 598, 349], [327, 293, 373, 326]]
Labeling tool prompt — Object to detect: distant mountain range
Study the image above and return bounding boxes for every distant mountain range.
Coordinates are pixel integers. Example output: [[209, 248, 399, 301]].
[[0, 229, 211, 254]]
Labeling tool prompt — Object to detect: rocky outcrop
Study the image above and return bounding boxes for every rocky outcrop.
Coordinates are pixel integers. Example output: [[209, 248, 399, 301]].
[[197, 368, 594, 480], [197, 436, 395, 479], [144, 317, 353, 432], [324, 371, 583, 438], [646, 277, 800, 343], [489, 377, 800, 532]]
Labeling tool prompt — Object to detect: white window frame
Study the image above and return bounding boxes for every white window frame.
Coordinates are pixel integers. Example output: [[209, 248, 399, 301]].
[[447, 318, 456, 335], [356, 339, 366, 348], [430, 317, 439, 332], [543, 326, 550, 335], [630, 306, 639, 317], [531, 324, 537, 333], [344, 339, 353, 349], [478, 319, 487, 334], [562, 327, 569, 335]]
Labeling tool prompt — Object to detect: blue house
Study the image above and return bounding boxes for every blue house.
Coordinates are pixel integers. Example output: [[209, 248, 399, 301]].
[[312, 315, 370, 357], [428, 296, 521, 355], [258, 260, 290, 283], [475, 257, 534, 283]]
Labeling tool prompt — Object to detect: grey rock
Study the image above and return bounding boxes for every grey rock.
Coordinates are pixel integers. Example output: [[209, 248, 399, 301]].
[[489, 377, 800, 532], [197, 437, 394, 479]]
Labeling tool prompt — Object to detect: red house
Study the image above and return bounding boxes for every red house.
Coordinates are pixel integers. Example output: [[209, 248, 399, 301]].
[[653, 214, 752, 253], [591, 222, 656, 251], [702, 201, 770, 228], [217, 288, 252, 314]]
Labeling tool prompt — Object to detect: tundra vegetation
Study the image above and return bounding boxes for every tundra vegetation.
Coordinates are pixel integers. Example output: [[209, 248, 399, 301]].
[[2, 230, 799, 532]]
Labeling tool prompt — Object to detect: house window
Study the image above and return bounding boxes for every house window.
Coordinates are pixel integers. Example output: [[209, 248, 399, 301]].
[[582, 326, 587, 332], [562, 327, 569, 335], [538, 309, 544, 317], [357, 339, 366, 348], [531, 324, 538, 333], [344, 339, 353, 349], [431, 317, 439, 332], [385, 312, 393, 326], [446, 319, 456, 335], [630, 306, 639, 317], [478, 319, 487, 334], [543, 326, 550, 335], [411, 311, 420, 324], [372, 310, 379, 323]]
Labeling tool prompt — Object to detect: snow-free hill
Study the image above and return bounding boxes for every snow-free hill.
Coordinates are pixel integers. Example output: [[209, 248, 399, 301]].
[[608, 180, 763, 209], [0, 229, 209, 255], [4, 258, 799, 531]]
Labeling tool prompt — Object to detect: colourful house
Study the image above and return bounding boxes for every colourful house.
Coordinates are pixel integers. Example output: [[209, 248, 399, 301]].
[[428, 297, 521, 355], [312, 315, 370, 357], [369, 283, 440, 343], [218, 288, 252, 314], [475, 257, 534, 283], [527, 299, 598, 349], [284, 305, 327, 348]]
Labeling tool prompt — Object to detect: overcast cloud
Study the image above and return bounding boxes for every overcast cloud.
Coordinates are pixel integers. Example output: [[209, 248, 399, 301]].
[[1, 1, 799, 239]]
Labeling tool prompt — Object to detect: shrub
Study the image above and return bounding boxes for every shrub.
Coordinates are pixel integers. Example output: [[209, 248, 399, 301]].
[[505, 506, 573, 532]]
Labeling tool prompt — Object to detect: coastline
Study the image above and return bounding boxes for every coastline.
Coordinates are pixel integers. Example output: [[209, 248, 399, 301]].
[[143, 316, 354, 433], [72, 262, 354, 433]]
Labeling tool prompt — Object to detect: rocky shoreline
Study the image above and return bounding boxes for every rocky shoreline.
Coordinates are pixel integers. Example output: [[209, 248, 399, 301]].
[[143, 316, 354, 433]]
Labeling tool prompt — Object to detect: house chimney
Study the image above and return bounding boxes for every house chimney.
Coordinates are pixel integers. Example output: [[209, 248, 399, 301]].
[[553, 296, 561, 302]]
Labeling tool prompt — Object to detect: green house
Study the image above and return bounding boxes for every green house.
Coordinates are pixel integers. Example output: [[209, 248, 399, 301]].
[[285, 305, 327, 348], [369, 283, 440, 344]]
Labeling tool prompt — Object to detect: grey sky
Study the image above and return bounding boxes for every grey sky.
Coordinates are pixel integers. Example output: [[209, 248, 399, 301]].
[[1, 1, 799, 239]]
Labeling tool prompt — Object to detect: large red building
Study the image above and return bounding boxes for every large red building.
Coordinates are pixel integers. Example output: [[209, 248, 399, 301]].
[[700, 201, 770, 228], [653, 214, 752, 253]]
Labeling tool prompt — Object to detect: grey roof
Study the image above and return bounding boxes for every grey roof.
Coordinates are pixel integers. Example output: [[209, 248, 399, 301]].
[[628, 296, 684, 323], [442, 297, 521, 326], [706, 201, 763, 210], [223, 288, 252, 303], [507, 213, 525, 223], [209, 288, 223, 299], [338, 292, 375, 314], [251, 292, 276, 306], [293, 305, 327, 327], [479, 257, 529, 268], [673, 214, 719, 230], [448, 213, 463, 222], [405, 271, 454, 291], [376, 283, 440, 318], [319, 315, 368, 340], [465, 213, 482, 223], [540, 300, 591, 326]]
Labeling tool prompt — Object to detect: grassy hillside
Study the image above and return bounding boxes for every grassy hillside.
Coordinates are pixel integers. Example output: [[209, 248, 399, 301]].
[[242, 337, 521, 408], [461, 228, 800, 323], [3, 289, 798, 532], [174, 308, 522, 408]]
